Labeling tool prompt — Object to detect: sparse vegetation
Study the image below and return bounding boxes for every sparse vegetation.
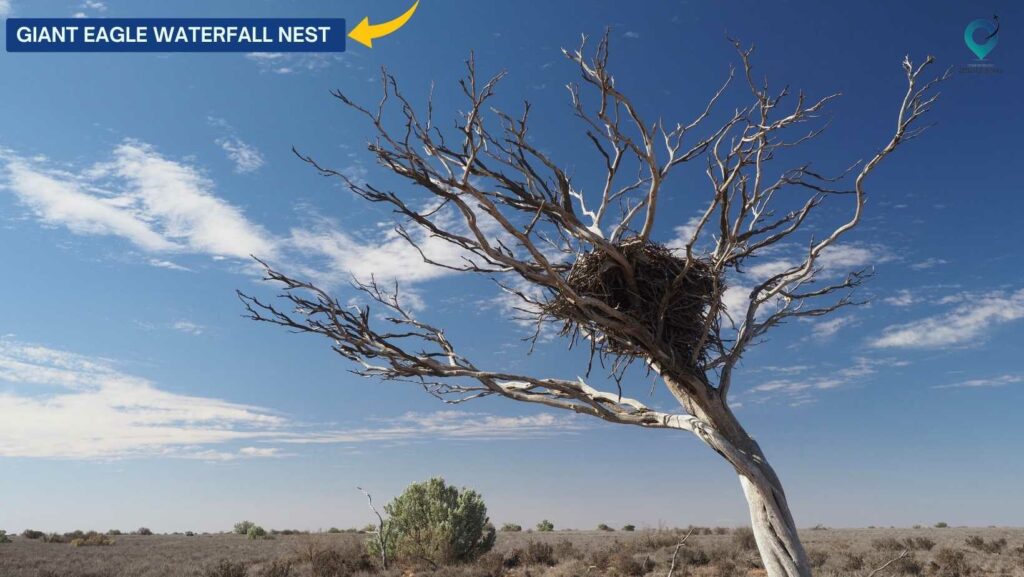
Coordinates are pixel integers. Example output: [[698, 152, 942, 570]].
[[732, 526, 757, 551], [536, 519, 554, 532], [622, 524, 636, 532], [500, 523, 522, 532], [964, 535, 1006, 554], [247, 525, 269, 540], [0, 530, 10, 544], [935, 522, 949, 528], [234, 521, 256, 535], [134, 527, 153, 536], [597, 523, 614, 532], [1, 525, 1019, 577], [366, 477, 495, 566], [20, 529, 44, 540]]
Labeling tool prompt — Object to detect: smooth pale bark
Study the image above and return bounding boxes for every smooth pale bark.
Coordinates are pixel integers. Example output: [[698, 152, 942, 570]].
[[663, 375, 811, 577]]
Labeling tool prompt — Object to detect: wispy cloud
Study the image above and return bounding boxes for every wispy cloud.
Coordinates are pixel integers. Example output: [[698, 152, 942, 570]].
[[172, 320, 205, 336], [810, 316, 857, 339], [2, 142, 277, 260], [0, 339, 284, 459], [209, 116, 265, 174], [0, 0, 12, 17], [2, 143, 480, 295], [934, 374, 1023, 389], [744, 357, 909, 405], [871, 288, 1024, 349], [883, 289, 918, 307], [280, 411, 587, 445], [910, 257, 947, 270], [244, 52, 350, 75], [0, 339, 580, 459]]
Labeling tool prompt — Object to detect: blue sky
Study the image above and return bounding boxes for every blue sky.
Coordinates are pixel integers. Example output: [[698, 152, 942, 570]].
[[1, 0, 1023, 533]]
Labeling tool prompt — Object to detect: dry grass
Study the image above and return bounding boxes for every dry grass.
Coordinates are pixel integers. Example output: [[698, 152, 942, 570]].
[[1, 527, 1022, 577]]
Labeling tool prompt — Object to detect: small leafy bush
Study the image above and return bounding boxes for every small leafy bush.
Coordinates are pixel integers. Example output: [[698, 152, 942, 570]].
[[500, 523, 522, 532], [247, 525, 269, 540], [135, 527, 154, 536], [367, 477, 496, 565], [935, 522, 949, 528], [22, 529, 45, 540], [536, 519, 554, 532], [597, 523, 614, 532], [326, 527, 343, 534], [107, 529, 122, 536], [234, 521, 256, 535], [622, 524, 636, 532], [0, 530, 10, 544]]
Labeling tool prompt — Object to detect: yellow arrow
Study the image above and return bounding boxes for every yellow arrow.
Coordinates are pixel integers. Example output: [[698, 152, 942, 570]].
[[348, 0, 419, 48]]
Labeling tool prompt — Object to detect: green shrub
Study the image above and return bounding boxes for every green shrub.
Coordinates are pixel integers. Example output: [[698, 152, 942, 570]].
[[22, 529, 45, 540], [367, 477, 496, 565], [107, 529, 122, 536], [536, 519, 554, 532], [247, 525, 268, 540], [234, 521, 256, 535], [500, 523, 522, 532], [0, 530, 10, 544], [935, 522, 949, 528], [622, 524, 636, 532], [135, 527, 153, 536], [597, 523, 614, 532], [326, 527, 342, 534]]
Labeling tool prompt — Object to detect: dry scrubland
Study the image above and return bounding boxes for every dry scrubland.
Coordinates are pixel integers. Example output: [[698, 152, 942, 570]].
[[1, 527, 1023, 577]]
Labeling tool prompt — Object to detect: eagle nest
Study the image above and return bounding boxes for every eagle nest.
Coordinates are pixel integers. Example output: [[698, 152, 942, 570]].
[[545, 238, 722, 370]]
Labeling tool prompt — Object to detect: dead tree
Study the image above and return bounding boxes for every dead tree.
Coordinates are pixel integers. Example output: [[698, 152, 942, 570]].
[[239, 34, 947, 577]]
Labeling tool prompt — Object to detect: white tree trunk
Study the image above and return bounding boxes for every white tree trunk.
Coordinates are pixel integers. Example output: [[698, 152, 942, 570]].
[[739, 472, 811, 577]]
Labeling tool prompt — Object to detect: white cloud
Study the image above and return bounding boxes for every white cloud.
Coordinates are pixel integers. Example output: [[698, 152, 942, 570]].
[[0, 339, 285, 459], [911, 258, 947, 270], [216, 136, 265, 174], [2, 142, 277, 260], [172, 321, 205, 336], [871, 288, 1024, 349], [209, 116, 265, 174], [810, 315, 856, 339], [745, 356, 908, 404], [279, 410, 586, 444], [244, 52, 348, 75], [0, 0, 11, 17], [935, 374, 1023, 389], [883, 289, 917, 307], [0, 340, 574, 459], [623, 31, 640, 39]]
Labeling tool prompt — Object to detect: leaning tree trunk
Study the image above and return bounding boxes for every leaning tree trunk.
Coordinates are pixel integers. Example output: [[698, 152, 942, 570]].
[[712, 407, 811, 577], [665, 377, 812, 577]]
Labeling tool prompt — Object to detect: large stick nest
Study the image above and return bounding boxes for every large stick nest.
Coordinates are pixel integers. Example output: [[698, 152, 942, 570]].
[[545, 238, 722, 371]]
